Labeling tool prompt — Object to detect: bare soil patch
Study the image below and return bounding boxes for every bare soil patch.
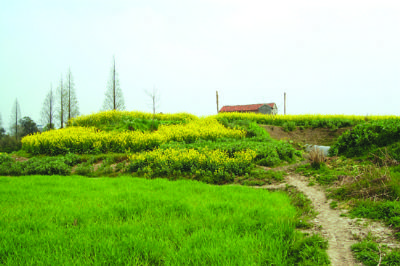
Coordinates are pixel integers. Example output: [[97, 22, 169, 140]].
[[11, 155, 29, 162], [262, 125, 352, 146]]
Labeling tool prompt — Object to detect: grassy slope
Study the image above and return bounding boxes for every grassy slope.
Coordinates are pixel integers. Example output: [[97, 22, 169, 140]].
[[0, 175, 304, 265]]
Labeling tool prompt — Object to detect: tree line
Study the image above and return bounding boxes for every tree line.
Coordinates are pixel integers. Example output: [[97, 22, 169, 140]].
[[0, 56, 126, 152]]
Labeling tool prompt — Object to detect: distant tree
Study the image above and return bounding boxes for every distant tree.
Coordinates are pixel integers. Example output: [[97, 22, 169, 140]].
[[56, 75, 67, 128], [0, 113, 5, 138], [9, 98, 22, 141], [145, 86, 160, 115], [42, 123, 55, 132], [102, 56, 125, 111], [41, 85, 55, 131], [19, 116, 39, 137], [65, 68, 79, 122]]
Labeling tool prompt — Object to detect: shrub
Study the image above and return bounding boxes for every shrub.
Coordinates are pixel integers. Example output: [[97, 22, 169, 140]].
[[63, 153, 82, 166], [330, 120, 400, 157], [282, 121, 296, 132], [0, 135, 22, 153], [0, 153, 14, 165], [74, 163, 94, 176], [23, 157, 70, 175], [0, 155, 70, 176]]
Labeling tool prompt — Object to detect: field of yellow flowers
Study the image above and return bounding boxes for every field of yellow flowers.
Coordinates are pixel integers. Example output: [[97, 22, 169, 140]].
[[214, 112, 400, 129], [69, 110, 198, 128], [22, 118, 245, 155], [129, 148, 256, 183]]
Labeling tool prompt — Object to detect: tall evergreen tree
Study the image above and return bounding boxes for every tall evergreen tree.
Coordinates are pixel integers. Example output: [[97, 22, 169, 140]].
[[65, 68, 79, 122], [56, 75, 67, 128], [102, 56, 125, 111], [10, 98, 21, 140], [41, 85, 55, 131]]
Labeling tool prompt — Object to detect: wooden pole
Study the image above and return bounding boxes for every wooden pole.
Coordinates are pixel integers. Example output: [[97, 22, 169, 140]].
[[216, 90, 219, 113], [113, 57, 116, 110], [284, 92, 286, 115]]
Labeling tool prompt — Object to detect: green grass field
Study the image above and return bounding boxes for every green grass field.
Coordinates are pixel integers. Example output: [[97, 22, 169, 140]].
[[0, 175, 322, 265]]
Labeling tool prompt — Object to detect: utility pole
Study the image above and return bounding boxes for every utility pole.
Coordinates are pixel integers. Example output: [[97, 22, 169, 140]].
[[15, 101, 18, 140], [216, 90, 219, 113], [68, 71, 71, 121], [113, 57, 116, 110], [284, 92, 286, 115]]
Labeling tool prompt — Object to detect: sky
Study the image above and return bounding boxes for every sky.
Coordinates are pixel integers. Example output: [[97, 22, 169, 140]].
[[1, 0, 399, 129]]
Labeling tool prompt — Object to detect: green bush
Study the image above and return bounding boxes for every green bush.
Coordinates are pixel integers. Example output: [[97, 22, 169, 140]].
[[330, 120, 400, 157], [0, 135, 22, 153], [0, 153, 14, 165], [23, 157, 70, 175], [0, 155, 70, 176], [74, 163, 94, 176], [63, 153, 82, 166], [282, 121, 296, 132]]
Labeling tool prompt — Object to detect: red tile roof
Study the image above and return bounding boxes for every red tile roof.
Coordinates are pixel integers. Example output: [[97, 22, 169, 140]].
[[220, 103, 276, 113]]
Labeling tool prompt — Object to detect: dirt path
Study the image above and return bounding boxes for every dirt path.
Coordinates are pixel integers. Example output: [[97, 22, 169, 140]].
[[256, 173, 400, 266], [286, 174, 361, 265]]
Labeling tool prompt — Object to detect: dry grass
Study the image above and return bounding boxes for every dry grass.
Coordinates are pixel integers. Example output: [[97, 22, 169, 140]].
[[308, 147, 326, 169], [337, 165, 392, 201], [370, 148, 399, 167]]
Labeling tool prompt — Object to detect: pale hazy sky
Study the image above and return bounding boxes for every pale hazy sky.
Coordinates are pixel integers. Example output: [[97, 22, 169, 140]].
[[1, 0, 399, 129]]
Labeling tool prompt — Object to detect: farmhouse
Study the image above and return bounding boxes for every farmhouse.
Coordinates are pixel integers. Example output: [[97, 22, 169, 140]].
[[219, 103, 278, 115]]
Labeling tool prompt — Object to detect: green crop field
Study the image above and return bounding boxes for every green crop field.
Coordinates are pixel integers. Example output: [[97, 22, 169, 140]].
[[0, 175, 325, 265]]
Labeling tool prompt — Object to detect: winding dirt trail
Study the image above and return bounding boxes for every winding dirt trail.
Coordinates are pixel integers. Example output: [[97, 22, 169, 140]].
[[257, 173, 400, 266], [286, 174, 361, 265]]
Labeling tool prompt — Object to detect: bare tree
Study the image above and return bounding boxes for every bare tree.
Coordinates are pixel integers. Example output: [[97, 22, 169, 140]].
[[145, 86, 160, 115], [10, 98, 22, 140], [102, 56, 125, 111], [145, 86, 160, 130], [56, 75, 67, 128], [41, 85, 55, 131], [65, 68, 79, 122]]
